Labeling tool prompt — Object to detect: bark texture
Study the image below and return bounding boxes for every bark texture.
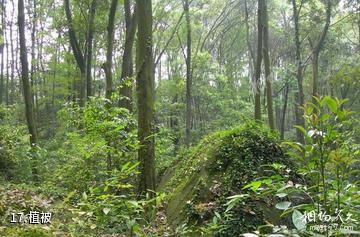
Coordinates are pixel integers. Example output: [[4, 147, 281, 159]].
[[119, 0, 137, 111], [86, 0, 97, 98], [291, 0, 305, 144], [18, 0, 38, 146], [184, 0, 192, 146], [263, 0, 274, 129], [254, 0, 264, 121], [64, 0, 86, 106], [136, 0, 156, 196], [103, 0, 118, 101]]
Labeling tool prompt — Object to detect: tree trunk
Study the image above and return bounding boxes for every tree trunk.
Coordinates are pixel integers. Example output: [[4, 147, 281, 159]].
[[263, 0, 274, 129], [103, 0, 117, 102], [10, 17, 14, 104], [18, 0, 38, 145], [136, 0, 156, 196], [0, 0, 4, 104], [86, 0, 96, 98], [254, 0, 264, 121], [184, 0, 192, 146], [102, 0, 118, 172], [51, 41, 58, 138], [5, 11, 8, 105], [310, 0, 331, 100], [311, 51, 319, 99], [64, 0, 86, 106], [245, 0, 255, 80], [119, 0, 137, 111], [30, 0, 38, 125], [291, 0, 305, 144], [281, 81, 290, 140]]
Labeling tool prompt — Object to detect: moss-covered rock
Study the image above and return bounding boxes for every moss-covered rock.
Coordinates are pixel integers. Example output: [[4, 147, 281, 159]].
[[159, 122, 294, 236]]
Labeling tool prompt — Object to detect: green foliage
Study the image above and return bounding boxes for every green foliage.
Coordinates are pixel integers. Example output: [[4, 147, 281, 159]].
[[0, 106, 33, 181], [228, 96, 360, 236], [45, 97, 138, 194], [61, 162, 145, 236]]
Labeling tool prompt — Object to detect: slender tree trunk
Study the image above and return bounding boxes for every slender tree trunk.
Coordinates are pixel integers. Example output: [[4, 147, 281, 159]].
[[245, 0, 255, 80], [103, 0, 117, 102], [263, 0, 274, 129], [0, 43, 3, 105], [310, 0, 331, 100], [311, 51, 319, 98], [64, 0, 86, 106], [10, 17, 14, 104], [30, 0, 36, 104], [184, 0, 192, 146], [18, 0, 38, 145], [254, 0, 264, 121], [119, 0, 137, 111], [281, 81, 290, 140], [5, 13, 8, 105], [103, 0, 118, 172], [136, 0, 156, 196], [37, 14, 44, 104], [51, 33, 60, 138], [291, 0, 305, 144], [86, 0, 96, 98], [30, 0, 39, 126], [0, 0, 4, 104]]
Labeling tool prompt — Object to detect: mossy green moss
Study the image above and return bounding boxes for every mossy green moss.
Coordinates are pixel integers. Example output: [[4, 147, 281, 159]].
[[159, 122, 293, 236]]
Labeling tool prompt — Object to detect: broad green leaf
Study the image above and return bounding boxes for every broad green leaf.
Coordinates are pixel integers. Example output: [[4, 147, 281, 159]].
[[294, 125, 306, 135], [103, 208, 110, 215], [242, 233, 259, 237], [292, 210, 306, 230], [323, 96, 337, 113], [275, 201, 291, 210], [275, 193, 288, 198], [82, 192, 87, 200], [242, 181, 262, 192]]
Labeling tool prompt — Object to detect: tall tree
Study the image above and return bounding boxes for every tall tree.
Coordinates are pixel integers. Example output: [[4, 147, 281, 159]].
[[0, 0, 4, 104], [263, 0, 275, 129], [184, 0, 192, 145], [103, 0, 118, 101], [18, 0, 38, 146], [86, 0, 97, 98], [308, 0, 331, 99], [136, 0, 156, 196], [64, 0, 86, 106], [30, 0, 38, 118], [280, 79, 290, 140], [119, 0, 137, 111], [245, 0, 255, 81], [291, 0, 305, 144], [254, 0, 264, 121], [4, 5, 8, 105], [9, 8, 15, 104]]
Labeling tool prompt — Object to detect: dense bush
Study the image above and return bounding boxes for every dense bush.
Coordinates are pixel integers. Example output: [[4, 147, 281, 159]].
[[0, 106, 33, 182], [229, 96, 360, 236], [43, 98, 138, 195]]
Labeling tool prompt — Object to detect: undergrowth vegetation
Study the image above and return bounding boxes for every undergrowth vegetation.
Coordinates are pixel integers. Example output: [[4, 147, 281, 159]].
[[1, 96, 359, 236]]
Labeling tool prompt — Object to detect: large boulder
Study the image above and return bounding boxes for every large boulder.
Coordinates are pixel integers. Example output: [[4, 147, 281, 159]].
[[159, 122, 295, 236]]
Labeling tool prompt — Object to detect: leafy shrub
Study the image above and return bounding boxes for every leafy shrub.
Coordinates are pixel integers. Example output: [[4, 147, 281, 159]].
[[44, 98, 138, 195], [0, 106, 33, 181], [229, 96, 360, 236]]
